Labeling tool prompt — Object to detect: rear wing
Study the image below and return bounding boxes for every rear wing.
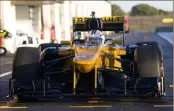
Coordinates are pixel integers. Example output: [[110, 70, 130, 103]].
[[73, 16, 125, 32]]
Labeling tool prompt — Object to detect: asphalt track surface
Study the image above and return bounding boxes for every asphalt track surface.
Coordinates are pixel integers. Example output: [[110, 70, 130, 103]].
[[0, 31, 173, 111]]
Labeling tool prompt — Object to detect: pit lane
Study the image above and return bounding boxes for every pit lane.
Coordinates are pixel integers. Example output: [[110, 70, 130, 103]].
[[0, 31, 173, 111]]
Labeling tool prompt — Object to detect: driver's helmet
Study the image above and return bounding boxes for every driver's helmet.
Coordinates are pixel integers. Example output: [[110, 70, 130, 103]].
[[74, 31, 82, 40], [87, 30, 105, 45]]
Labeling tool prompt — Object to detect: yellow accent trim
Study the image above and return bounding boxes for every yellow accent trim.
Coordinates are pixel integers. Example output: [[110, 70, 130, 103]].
[[60, 40, 72, 45], [111, 40, 122, 44], [94, 62, 98, 92], [73, 66, 76, 94]]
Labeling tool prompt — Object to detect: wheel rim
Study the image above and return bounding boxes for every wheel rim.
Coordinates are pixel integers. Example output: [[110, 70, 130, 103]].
[[0, 48, 5, 54]]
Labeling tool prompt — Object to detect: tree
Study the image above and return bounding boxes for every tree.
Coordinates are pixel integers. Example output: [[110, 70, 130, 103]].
[[130, 4, 159, 16], [158, 9, 172, 15], [111, 4, 125, 16]]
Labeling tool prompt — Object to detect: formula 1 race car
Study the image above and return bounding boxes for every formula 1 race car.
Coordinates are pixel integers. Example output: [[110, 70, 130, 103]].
[[8, 12, 165, 101]]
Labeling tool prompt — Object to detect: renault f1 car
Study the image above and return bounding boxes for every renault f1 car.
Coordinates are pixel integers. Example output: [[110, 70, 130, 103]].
[[8, 12, 165, 101]]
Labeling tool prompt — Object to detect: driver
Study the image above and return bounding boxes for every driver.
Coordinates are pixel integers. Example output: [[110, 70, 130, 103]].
[[86, 30, 105, 45]]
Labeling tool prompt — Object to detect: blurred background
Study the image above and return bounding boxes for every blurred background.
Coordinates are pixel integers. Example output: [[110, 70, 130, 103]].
[[0, 0, 173, 53]]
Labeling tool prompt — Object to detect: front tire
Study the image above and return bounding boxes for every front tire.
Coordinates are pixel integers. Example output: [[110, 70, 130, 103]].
[[134, 42, 165, 98], [134, 42, 163, 77], [11, 47, 41, 101]]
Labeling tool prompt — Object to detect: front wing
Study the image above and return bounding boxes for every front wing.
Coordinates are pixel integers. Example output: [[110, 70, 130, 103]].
[[9, 72, 165, 100]]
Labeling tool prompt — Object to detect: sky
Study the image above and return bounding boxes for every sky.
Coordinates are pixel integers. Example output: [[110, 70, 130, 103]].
[[109, 1, 173, 12]]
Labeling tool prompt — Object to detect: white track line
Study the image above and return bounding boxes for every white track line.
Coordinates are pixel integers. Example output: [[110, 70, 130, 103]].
[[0, 71, 12, 78]]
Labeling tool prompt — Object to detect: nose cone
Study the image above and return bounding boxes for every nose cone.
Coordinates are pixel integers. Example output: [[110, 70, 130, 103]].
[[73, 46, 101, 73], [73, 55, 97, 73]]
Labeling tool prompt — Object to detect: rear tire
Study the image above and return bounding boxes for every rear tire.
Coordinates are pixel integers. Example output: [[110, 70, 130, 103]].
[[134, 42, 165, 98]]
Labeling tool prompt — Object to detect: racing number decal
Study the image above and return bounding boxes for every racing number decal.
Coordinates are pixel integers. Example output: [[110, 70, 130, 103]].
[[74, 16, 124, 24]]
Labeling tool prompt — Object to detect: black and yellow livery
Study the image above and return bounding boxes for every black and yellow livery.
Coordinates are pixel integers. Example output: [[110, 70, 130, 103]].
[[73, 15, 130, 33], [73, 16, 124, 24], [73, 16, 124, 31], [8, 12, 165, 101]]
